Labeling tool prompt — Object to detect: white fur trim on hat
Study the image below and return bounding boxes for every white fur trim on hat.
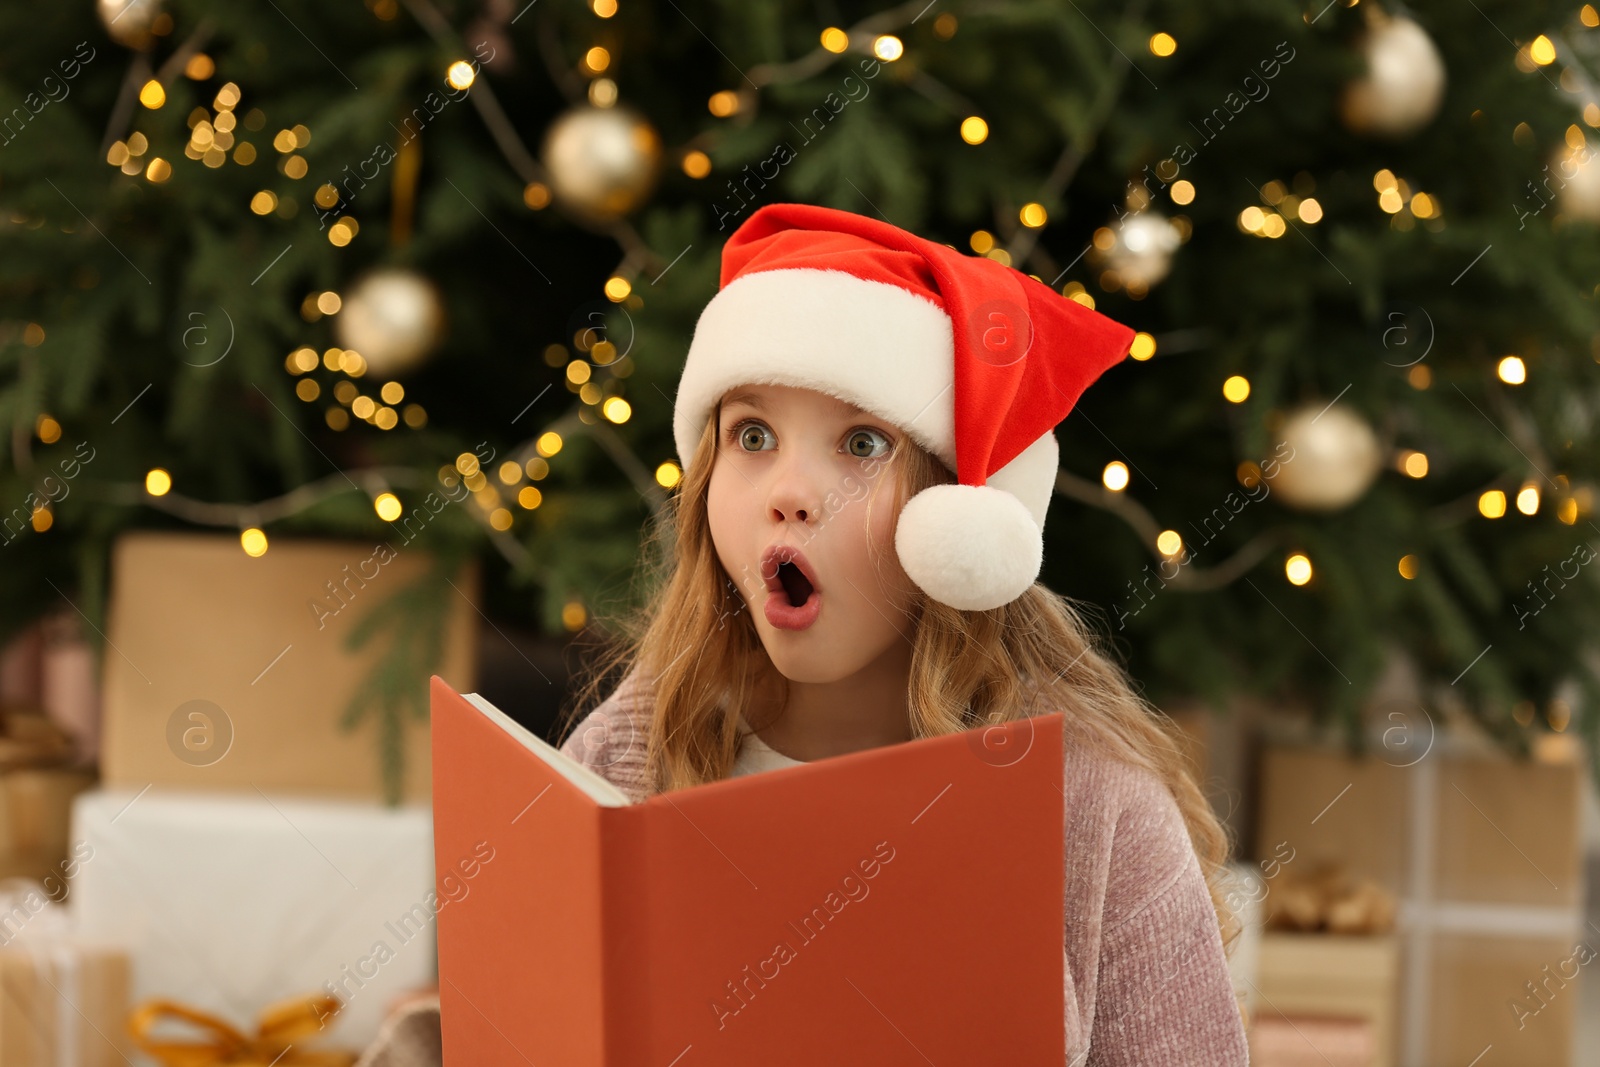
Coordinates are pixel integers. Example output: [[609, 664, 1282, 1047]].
[[674, 268, 957, 469], [894, 484, 1043, 611]]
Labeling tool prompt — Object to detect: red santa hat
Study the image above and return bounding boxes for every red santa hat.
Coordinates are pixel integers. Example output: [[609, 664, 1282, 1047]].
[[673, 202, 1135, 612]]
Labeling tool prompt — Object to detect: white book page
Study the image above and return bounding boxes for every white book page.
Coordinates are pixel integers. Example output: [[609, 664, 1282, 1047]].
[[462, 692, 632, 808]]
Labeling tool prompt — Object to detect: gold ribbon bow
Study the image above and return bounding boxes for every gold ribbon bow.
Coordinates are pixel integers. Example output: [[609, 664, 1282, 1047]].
[[127, 994, 358, 1067]]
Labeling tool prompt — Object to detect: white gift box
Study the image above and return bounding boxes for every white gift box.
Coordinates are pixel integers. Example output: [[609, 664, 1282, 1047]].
[[68, 788, 436, 1053]]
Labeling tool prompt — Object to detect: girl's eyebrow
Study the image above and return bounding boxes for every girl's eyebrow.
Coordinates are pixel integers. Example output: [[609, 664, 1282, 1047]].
[[722, 390, 766, 411], [721, 390, 868, 419]]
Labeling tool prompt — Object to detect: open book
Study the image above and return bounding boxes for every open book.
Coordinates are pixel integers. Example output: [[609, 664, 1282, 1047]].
[[430, 675, 1066, 1066]]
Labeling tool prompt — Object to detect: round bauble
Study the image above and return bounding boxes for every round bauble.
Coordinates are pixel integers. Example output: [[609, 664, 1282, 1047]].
[[1100, 211, 1182, 290], [540, 105, 661, 221], [334, 268, 446, 379], [1339, 10, 1446, 139], [1556, 145, 1600, 222], [98, 0, 163, 50], [1266, 402, 1384, 511]]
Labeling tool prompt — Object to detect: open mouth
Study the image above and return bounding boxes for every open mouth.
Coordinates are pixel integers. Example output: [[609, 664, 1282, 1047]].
[[760, 546, 823, 631], [776, 560, 814, 607]]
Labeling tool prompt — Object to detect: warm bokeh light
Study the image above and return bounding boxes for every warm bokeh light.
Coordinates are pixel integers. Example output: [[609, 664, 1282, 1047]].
[[682, 150, 712, 178], [960, 116, 989, 144], [446, 61, 476, 90], [537, 431, 564, 457], [1156, 529, 1183, 556], [820, 27, 849, 53], [1222, 375, 1251, 403], [374, 492, 403, 521], [1478, 490, 1507, 518], [145, 468, 172, 496], [602, 396, 632, 423], [1400, 450, 1429, 478], [1516, 483, 1540, 515], [240, 527, 269, 557], [1170, 180, 1195, 205], [1398, 554, 1419, 580], [139, 79, 166, 109], [1497, 355, 1526, 384], [1102, 461, 1129, 492], [1019, 202, 1047, 228], [873, 35, 903, 61], [604, 276, 632, 301], [655, 461, 682, 488], [1285, 554, 1312, 586], [1149, 32, 1176, 57], [1129, 332, 1157, 361]]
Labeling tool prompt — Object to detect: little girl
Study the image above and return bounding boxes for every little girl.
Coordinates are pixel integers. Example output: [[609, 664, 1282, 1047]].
[[558, 202, 1249, 1064]]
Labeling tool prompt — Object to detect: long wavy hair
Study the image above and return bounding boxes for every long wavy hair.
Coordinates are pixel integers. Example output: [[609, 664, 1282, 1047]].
[[562, 396, 1240, 953]]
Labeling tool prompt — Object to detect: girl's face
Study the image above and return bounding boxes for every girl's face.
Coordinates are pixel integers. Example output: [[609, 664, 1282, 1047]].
[[706, 383, 919, 684]]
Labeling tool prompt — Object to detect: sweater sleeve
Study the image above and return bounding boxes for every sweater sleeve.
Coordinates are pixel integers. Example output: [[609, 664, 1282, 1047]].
[[556, 666, 653, 800], [1085, 766, 1249, 1066]]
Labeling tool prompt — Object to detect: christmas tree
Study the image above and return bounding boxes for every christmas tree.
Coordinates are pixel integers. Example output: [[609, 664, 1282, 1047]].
[[4, 0, 1599, 795]]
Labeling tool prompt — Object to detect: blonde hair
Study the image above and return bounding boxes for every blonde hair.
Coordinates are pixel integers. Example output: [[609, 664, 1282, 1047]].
[[563, 399, 1240, 952]]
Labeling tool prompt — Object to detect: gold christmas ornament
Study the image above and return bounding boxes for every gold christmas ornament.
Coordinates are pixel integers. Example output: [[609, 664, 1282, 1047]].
[[334, 268, 446, 378], [1266, 402, 1384, 512], [98, 0, 164, 50], [1339, 8, 1446, 139], [1556, 145, 1600, 222], [540, 105, 662, 220], [1096, 211, 1182, 289]]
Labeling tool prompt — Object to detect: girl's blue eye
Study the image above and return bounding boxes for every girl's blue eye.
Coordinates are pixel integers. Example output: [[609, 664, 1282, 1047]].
[[728, 419, 775, 452], [845, 428, 892, 459]]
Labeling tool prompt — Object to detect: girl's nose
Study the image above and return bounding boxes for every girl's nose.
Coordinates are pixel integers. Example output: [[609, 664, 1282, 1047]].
[[765, 450, 826, 526]]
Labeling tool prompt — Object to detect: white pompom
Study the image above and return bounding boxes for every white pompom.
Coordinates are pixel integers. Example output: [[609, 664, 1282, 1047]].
[[894, 484, 1043, 611]]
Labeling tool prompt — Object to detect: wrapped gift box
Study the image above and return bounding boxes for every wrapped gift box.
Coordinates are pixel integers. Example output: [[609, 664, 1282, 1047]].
[[1255, 743, 1585, 1067], [0, 765, 95, 888], [0, 944, 131, 1067], [0, 878, 132, 1067], [69, 787, 437, 1053], [1252, 932, 1398, 1067], [98, 531, 479, 802]]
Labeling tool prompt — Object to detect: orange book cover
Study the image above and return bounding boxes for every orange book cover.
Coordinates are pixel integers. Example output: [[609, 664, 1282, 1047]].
[[430, 675, 1066, 1065]]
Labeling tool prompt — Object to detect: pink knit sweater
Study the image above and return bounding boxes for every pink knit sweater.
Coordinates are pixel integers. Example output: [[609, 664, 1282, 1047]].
[[557, 673, 1250, 1065]]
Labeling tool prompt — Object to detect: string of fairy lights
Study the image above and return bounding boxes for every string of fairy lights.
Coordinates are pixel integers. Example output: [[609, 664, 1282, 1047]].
[[17, 0, 1599, 629]]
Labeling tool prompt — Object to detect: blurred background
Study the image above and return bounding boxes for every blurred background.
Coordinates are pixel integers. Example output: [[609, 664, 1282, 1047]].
[[1, 0, 1598, 1063]]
